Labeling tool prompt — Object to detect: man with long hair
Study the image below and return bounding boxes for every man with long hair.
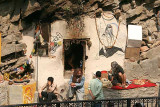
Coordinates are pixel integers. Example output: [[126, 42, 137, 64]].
[[110, 61, 127, 88], [68, 68, 85, 100], [39, 77, 58, 102]]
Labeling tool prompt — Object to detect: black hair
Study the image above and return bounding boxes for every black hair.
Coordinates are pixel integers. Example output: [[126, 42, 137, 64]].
[[96, 71, 101, 77], [48, 77, 54, 84], [133, 103, 143, 107]]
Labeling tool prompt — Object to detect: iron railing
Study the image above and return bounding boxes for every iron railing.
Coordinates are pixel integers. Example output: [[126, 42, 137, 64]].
[[1, 97, 160, 107]]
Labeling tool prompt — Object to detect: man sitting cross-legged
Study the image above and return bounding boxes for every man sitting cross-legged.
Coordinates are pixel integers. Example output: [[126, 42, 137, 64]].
[[39, 77, 58, 102]]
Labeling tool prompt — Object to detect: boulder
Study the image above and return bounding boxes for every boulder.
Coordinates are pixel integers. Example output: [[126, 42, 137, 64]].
[[1, 56, 28, 73], [140, 46, 149, 52], [8, 23, 19, 35], [122, 3, 131, 12], [0, 24, 10, 36], [140, 52, 147, 60], [103, 86, 158, 99], [142, 29, 148, 37], [102, 0, 113, 7], [126, 6, 144, 18], [146, 45, 160, 59], [10, 0, 24, 22], [125, 54, 160, 81], [140, 56, 160, 79], [11, 56, 28, 69], [21, 0, 41, 18], [140, 19, 157, 36], [131, 9, 154, 23], [0, 0, 14, 17], [1, 32, 22, 45], [153, 32, 160, 39], [146, 20, 157, 33], [143, 36, 154, 44], [150, 40, 160, 48], [1, 43, 27, 57], [153, 0, 160, 8], [0, 59, 18, 68]]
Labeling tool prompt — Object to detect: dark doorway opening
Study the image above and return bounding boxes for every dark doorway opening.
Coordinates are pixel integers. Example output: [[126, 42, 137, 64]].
[[65, 42, 83, 70], [63, 39, 87, 78]]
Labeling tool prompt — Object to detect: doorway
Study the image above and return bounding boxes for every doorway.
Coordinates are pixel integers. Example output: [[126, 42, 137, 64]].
[[63, 39, 87, 78]]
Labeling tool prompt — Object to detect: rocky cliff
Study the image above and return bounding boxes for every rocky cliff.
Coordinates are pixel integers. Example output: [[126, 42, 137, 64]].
[[0, 0, 160, 79]]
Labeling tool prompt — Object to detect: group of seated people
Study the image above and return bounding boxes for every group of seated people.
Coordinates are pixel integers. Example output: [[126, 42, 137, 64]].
[[38, 61, 127, 102]]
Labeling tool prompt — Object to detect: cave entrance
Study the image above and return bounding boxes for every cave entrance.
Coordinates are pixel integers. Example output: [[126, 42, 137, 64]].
[[63, 39, 88, 78]]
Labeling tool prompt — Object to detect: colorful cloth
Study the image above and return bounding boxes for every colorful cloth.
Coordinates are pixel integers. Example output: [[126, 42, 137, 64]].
[[57, 41, 62, 46], [35, 30, 40, 39], [50, 42, 54, 46], [39, 34, 45, 45], [111, 79, 157, 90]]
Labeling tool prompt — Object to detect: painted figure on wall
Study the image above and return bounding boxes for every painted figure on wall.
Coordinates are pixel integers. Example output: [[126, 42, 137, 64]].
[[23, 82, 36, 104], [96, 12, 124, 58]]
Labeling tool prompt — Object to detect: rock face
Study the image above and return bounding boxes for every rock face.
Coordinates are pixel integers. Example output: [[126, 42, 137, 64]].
[[103, 86, 158, 99], [1, 43, 26, 57], [125, 44, 160, 83], [0, 0, 160, 103]]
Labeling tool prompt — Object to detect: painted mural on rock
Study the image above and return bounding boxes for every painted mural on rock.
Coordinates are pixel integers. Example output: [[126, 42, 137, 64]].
[[96, 12, 124, 58], [50, 32, 63, 55]]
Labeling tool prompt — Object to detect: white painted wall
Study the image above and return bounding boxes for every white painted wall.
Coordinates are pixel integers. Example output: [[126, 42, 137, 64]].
[[84, 16, 127, 82], [22, 14, 127, 91]]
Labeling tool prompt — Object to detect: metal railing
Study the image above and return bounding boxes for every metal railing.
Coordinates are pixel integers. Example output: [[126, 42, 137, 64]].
[[1, 97, 159, 107]]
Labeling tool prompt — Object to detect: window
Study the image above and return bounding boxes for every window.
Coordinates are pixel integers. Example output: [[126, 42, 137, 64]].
[[34, 23, 51, 57]]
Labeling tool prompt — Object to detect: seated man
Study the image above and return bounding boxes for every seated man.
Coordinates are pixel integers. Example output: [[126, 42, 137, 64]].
[[110, 61, 127, 88], [39, 77, 58, 102], [68, 68, 85, 100]]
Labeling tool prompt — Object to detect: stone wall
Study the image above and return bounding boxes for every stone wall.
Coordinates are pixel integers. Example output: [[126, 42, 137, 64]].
[[103, 86, 159, 99], [0, 0, 41, 75], [0, 82, 8, 105], [125, 45, 160, 83]]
